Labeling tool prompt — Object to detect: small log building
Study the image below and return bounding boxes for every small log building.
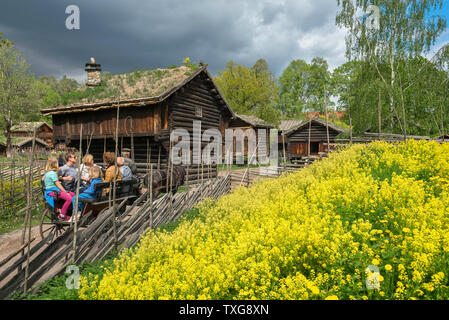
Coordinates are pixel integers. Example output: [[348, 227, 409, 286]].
[[41, 59, 235, 183], [12, 137, 50, 153], [279, 118, 345, 160], [10, 122, 53, 147], [228, 114, 273, 160]]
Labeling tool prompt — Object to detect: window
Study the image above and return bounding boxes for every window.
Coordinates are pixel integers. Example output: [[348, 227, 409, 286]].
[[195, 106, 203, 118]]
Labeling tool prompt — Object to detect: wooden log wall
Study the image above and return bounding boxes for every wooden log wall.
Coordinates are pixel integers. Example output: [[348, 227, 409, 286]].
[[288, 122, 340, 143], [169, 75, 228, 137], [71, 136, 217, 185], [77, 136, 169, 166], [52, 103, 165, 141]]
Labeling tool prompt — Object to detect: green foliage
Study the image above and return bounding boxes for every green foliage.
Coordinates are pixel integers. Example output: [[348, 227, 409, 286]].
[[182, 57, 199, 70], [101, 72, 112, 82], [0, 35, 41, 149], [336, 0, 447, 60], [37, 74, 80, 107], [0, 207, 42, 235], [278, 59, 309, 117], [278, 58, 333, 117], [214, 60, 280, 125], [335, 0, 447, 134], [156, 208, 200, 233], [332, 57, 449, 136], [127, 74, 136, 87], [154, 70, 164, 79], [16, 252, 120, 300], [60, 82, 108, 105]]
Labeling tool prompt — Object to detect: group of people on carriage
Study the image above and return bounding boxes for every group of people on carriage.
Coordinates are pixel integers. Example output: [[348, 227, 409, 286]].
[[43, 149, 137, 223]]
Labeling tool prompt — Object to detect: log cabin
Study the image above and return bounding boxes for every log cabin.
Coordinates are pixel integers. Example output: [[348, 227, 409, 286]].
[[279, 118, 345, 160], [12, 137, 50, 153], [10, 122, 53, 147], [227, 114, 273, 160], [41, 59, 235, 183]]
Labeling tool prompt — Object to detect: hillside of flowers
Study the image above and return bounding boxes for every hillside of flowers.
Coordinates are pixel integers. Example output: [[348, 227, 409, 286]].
[[79, 140, 449, 300]]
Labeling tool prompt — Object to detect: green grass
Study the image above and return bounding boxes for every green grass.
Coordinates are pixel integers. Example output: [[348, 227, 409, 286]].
[[0, 207, 43, 235], [13, 250, 120, 300]]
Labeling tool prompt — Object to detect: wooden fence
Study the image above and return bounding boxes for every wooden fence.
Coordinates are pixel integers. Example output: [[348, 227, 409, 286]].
[[228, 163, 313, 190], [0, 174, 231, 299], [0, 159, 47, 217]]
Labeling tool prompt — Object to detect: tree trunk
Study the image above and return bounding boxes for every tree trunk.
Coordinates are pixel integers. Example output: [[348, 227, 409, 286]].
[[389, 8, 397, 133], [5, 124, 12, 156], [389, 53, 396, 133]]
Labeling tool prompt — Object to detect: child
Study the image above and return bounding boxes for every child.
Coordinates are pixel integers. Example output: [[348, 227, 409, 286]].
[[78, 154, 98, 192], [43, 158, 74, 221], [72, 166, 104, 214]]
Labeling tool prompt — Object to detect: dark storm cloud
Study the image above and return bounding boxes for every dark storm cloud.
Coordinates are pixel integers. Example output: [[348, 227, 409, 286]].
[[0, 0, 347, 82]]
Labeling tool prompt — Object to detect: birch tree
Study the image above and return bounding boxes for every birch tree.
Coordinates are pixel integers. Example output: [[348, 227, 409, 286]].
[[336, 0, 447, 132]]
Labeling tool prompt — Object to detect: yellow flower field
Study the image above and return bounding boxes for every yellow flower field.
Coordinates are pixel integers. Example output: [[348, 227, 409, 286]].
[[79, 140, 449, 300]]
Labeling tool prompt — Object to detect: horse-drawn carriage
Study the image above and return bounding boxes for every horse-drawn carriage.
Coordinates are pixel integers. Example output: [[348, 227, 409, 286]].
[[39, 166, 186, 244]]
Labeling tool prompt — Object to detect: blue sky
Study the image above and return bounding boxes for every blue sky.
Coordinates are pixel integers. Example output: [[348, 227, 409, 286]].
[[431, 2, 449, 51]]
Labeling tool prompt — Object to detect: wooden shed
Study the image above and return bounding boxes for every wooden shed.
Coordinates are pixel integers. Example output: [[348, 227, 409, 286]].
[[279, 118, 345, 160], [10, 122, 53, 147], [228, 114, 273, 160], [41, 60, 234, 183], [12, 137, 50, 153]]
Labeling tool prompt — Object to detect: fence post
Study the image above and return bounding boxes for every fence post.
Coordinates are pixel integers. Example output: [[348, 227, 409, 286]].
[[169, 139, 174, 220], [0, 158, 3, 211], [72, 124, 83, 263], [11, 151, 15, 213], [23, 128, 36, 293], [149, 164, 153, 229], [112, 92, 121, 250]]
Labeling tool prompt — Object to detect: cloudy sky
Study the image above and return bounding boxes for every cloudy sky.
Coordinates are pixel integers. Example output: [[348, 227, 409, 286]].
[[0, 0, 448, 83]]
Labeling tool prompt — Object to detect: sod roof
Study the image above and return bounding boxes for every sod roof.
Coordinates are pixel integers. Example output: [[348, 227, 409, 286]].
[[41, 64, 223, 115], [232, 114, 274, 128]]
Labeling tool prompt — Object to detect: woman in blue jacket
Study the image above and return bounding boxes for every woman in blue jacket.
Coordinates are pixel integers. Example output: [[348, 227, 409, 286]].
[[72, 166, 104, 215]]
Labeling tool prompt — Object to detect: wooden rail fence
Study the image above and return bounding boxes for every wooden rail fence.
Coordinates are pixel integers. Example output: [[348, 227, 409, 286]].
[[0, 174, 231, 299]]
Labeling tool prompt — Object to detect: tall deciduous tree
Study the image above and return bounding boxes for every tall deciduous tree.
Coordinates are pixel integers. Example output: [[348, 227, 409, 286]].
[[336, 0, 447, 133], [332, 56, 449, 137], [278, 59, 310, 117], [214, 60, 279, 124], [0, 34, 40, 151], [278, 58, 333, 117]]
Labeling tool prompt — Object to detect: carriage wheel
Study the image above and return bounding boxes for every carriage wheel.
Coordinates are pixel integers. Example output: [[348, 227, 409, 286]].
[[39, 208, 67, 244]]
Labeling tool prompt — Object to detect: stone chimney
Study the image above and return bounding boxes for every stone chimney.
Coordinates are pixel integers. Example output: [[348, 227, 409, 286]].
[[85, 57, 101, 86]]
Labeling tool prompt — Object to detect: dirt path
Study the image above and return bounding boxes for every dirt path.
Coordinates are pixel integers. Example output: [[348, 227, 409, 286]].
[[0, 226, 41, 263]]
